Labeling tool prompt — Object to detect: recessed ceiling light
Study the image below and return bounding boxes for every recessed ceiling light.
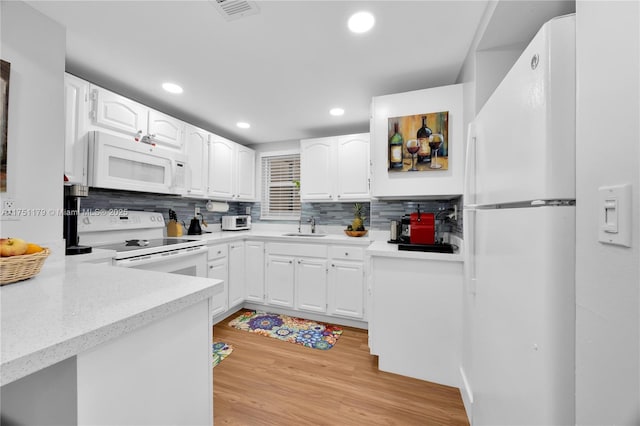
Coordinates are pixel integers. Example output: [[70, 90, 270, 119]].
[[162, 82, 183, 94], [330, 107, 345, 116], [236, 122, 251, 129], [348, 11, 375, 34]]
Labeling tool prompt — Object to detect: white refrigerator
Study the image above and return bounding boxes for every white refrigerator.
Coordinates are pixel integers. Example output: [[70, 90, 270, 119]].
[[463, 14, 575, 425]]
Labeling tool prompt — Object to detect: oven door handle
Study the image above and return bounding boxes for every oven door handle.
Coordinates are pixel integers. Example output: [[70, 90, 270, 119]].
[[114, 245, 207, 267]]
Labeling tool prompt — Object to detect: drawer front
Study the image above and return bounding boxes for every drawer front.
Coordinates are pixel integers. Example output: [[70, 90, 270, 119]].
[[329, 245, 364, 261], [266, 242, 327, 258], [207, 243, 228, 260]]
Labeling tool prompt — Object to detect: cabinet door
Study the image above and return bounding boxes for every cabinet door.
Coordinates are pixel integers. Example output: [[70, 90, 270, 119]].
[[228, 242, 245, 308], [208, 137, 235, 199], [64, 74, 90, 185], [295, 258, 328, 313], [336, 133, 370, 200], [265, 255, 295, 308], [91, 86, 148, 137], [300, 137, 334, 200], [148, 109, 185, 152], [184, 125, 209, 198], [208, 258, 228, 317], [328, 260, 364, 318], [235, 145, 256, 201], [245, 241, 265, 303]]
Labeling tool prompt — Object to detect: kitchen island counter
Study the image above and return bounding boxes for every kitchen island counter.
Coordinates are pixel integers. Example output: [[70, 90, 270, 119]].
[[1, 259, 222, 386]]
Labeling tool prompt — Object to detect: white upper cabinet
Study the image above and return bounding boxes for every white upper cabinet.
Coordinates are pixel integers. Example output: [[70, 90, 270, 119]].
[[148, 109, 185, 152], [208, 137, 255, 201], [236, 144, 256, 200], [335, 134, 370, 201], [300, 133, 370, 202], [300, 137, 333, 200], [90, 86, 148, 137], [64, 73, 90, 185], [184, 125, 209, 198], [89, 85, 185, 153], [208, 137, 235, 199]]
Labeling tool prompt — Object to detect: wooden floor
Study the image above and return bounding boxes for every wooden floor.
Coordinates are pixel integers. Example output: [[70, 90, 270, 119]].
[[213, 310, 469, 426]]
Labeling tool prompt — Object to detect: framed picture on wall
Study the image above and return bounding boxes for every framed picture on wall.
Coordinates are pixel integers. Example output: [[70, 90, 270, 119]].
[[388, 111, 449, 173], [1, 60, 10, 192]]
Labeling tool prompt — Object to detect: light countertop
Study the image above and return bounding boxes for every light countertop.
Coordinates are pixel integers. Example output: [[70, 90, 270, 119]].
[[366, 240, 464, 262], [0, 259, 222, 386], [182, 229, 374, 246]]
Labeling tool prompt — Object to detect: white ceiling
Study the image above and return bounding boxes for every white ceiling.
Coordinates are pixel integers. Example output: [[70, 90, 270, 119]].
[[26, 1, 492, 145]]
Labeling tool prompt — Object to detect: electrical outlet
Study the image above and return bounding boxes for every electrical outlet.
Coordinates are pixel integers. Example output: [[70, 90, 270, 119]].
[[195, 207, 200, 215], [245, 206, 251, 215], [1, 198, 19, 221]]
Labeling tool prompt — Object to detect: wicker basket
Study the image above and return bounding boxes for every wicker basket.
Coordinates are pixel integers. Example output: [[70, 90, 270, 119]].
[[0, 248, 50, 285], [344, 230, 368, 237]]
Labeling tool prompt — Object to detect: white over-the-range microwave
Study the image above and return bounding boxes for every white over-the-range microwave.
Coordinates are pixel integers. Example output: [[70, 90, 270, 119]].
[[88, 131, 186, 194]]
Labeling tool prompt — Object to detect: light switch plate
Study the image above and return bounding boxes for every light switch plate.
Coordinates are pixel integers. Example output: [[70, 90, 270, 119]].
[[598, 183, 631, 247]]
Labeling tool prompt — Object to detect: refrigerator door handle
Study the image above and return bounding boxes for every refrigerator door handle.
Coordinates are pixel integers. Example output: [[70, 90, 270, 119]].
[[463, 122, 477, 206], [463, 208, 477, 295]]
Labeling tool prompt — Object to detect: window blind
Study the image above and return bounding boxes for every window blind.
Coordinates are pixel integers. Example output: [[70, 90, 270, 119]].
[[261, 154, 301, 220]]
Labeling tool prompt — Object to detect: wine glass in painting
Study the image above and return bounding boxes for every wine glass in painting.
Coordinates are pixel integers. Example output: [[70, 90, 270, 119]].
[[429, 134, 443, 169], [406, 139, 419, 171]]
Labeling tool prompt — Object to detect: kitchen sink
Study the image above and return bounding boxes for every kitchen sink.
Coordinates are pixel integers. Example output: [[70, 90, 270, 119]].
[[281, 233, 328, 237]]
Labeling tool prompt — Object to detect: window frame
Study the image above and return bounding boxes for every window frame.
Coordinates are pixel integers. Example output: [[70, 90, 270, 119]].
[[259, 150, 301, 221]]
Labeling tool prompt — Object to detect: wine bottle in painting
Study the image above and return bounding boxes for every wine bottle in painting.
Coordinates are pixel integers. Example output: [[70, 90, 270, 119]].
[[439, 112, 447, 157], [417, 116, 432, 163], [389, 122, 404, 169]]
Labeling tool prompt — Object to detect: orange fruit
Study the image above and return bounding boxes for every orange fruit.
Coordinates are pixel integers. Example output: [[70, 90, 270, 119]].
[[24, 243, 44, 254]]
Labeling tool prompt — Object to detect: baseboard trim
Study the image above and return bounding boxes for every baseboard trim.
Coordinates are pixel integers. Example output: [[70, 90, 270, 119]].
[[459, 365, 473, 424]]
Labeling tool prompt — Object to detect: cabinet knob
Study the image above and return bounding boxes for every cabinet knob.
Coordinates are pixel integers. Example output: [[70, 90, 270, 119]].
[[337, 194, 341, 198], [289, 260, 293, 264], [345, 252, 349, 256], [331, 264, 335, 267], [217, 250, 222, 255]]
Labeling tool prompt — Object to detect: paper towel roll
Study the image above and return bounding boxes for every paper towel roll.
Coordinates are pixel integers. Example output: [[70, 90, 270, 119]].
[[205, 200, 229, 212]]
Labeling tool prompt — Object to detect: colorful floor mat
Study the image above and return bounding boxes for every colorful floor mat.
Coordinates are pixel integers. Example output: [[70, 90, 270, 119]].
[[228, 310, 342, 350], [212, 342, 233, 367]]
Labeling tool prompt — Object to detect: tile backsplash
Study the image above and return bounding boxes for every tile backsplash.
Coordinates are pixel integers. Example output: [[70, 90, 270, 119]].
[[81, 189, 462, 237]]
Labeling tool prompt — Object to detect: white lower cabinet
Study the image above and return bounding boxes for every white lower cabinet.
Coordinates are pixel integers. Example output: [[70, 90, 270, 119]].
[[265, 254, 296, 308], [328, 260, 364, 319], [207, 244, 228, 317], [208, 238, 367, 326], [295, 257, 328, 313], [228, 242, 246, 308], [327, 245, 365, 319], [245, 241, 265, 303]]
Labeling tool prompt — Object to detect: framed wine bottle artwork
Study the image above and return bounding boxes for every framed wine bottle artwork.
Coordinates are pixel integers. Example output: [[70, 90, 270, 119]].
[[387, 111, 449, 173], [0, 60, 9, 192]]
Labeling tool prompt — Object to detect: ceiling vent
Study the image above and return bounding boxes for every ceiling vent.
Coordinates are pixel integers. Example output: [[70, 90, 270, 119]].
[[211, 0, 260, 21]]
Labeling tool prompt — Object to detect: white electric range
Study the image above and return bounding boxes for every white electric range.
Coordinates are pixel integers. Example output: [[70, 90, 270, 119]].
[[77, 210, 208, 277]]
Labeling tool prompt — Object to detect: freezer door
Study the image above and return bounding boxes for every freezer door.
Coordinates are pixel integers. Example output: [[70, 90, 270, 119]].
[[474, 15, 575, 206], [472, 205, 575, 426]]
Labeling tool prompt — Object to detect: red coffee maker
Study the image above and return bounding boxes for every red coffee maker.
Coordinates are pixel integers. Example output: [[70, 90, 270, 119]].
[[409, 206, 435, 245]]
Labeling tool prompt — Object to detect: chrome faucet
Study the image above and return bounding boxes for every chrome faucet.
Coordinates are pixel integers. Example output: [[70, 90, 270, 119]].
[[308, 216, 316, 233]]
